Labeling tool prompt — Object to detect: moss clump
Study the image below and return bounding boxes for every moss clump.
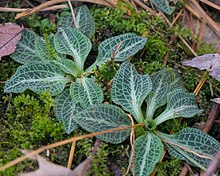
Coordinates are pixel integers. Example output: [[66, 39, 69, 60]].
[[156, 157, 183, 176], [94, 60, 120, 102], [0, 92, 67, 175], [90, 143, 112, 176]]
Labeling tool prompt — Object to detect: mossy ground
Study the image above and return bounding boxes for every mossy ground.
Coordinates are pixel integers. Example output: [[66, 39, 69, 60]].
[[0, 3, 220, 176]]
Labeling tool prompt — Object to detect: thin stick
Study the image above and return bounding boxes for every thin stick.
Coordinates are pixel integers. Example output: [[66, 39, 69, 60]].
[[111, 41, 124, 60], [204, 150, 220, 176], [130, 0, 138, 13], [171, 8, 184, 27], [193, 71, 208, 95], [67, 0, 78, 28], [195, 19, 200, 37], [67, 134, 77, 169], [24, 0, 35, 8], [15, 0, 114, 19], [203, 102, 220, 133], [132, 0, 157, 15], [197, 15, 207, 50], [124, 114, 135, 176], [0, 124, 143, 171], [0, 5, 68, 12], [189, 0, 220, 38], [162, 140, 213, 160], [199, 0, 220, 11], [149, 0, 155, 11], [184, 4, 200, 19], [178, 35, 197, 56], [194, 78, 206, 95], [158, 12, 172, 26]]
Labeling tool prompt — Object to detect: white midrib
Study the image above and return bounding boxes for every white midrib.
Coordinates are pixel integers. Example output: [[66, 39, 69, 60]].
[[130, 70, 139, 120], [139, 134, 152, 175], [115, 38, 145, 58], [147, 78, 163, 118], [7, 76, 70, 90], [154, 106, 188, 125], [61, 29, 82, 70], [82, 79, 93, 105], [175, 147, 207, 171]]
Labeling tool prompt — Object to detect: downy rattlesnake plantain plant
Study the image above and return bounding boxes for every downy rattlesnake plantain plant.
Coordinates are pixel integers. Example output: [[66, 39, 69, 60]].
[[4, 5, 147, 134], [72, 61, 220, 175]]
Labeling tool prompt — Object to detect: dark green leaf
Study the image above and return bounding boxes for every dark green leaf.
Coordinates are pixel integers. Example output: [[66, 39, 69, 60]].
[[158, 128, 220, 170], [111, 61, 152, 122], [134, 133, 164, 176], [54, 89, 82, 134], [4, 62, 71, 96], [74, 104, 131, 144]]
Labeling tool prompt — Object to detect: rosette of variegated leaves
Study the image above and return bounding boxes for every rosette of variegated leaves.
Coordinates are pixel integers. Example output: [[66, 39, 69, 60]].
[[74, 61, 219, 175], [4, 5, 147, 135]]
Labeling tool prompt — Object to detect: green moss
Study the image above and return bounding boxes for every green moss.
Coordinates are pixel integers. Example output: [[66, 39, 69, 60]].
[[197, 43, 217, 55], [90, 143, 112, 176], [94, 60, 120, 102], [91, 7, 165, 36], [0, 92, 67, 175], [75, 136, 93, 165], [145, 37, 168, 62], [157, 118, 188, 134], [156, 157, 183, 176]]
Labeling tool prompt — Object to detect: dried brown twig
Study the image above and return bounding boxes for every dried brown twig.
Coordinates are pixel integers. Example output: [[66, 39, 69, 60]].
[[204, 150, 220, 176], [15, 0, 114, 19]]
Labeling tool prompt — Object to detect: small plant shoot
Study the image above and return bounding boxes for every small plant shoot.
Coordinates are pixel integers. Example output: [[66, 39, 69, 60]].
[[4, 5, 147, 134]]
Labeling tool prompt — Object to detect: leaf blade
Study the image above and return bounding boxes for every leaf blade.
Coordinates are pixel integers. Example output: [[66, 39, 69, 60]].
[[54, 27, 91, 71], [74, 104, 131, 144], [70, 77, 104, 108], [58, 5, 95, 38], [154, 89, 202, 125], [134, 133, 164, 176], [88, 33, 147, 70], [151, 0, 177, 15], [54, 89, 82, 134], [111, 61, 152, 122], [158, 128, 220, 170], [4, 62, 71, 96], [53, 58, 80, 77], [145, 68, 183, 119], [10, 29, 42, 64]]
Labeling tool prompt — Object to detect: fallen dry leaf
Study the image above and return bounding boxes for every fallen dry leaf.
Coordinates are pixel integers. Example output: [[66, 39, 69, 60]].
[[19, 150, 92, 176], [210, 98, 220, 104], [0, 22, 24, 60], [69, 158, 92, 176], [182, 54, 220, 81], [19, 155, 71, 176]]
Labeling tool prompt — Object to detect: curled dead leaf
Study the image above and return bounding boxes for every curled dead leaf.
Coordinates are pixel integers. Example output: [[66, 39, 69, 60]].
[[19, 150, 91, 176], [182, 54, 220, 81], [0, 22, 24, 60], [210, 98, 220, 104]]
